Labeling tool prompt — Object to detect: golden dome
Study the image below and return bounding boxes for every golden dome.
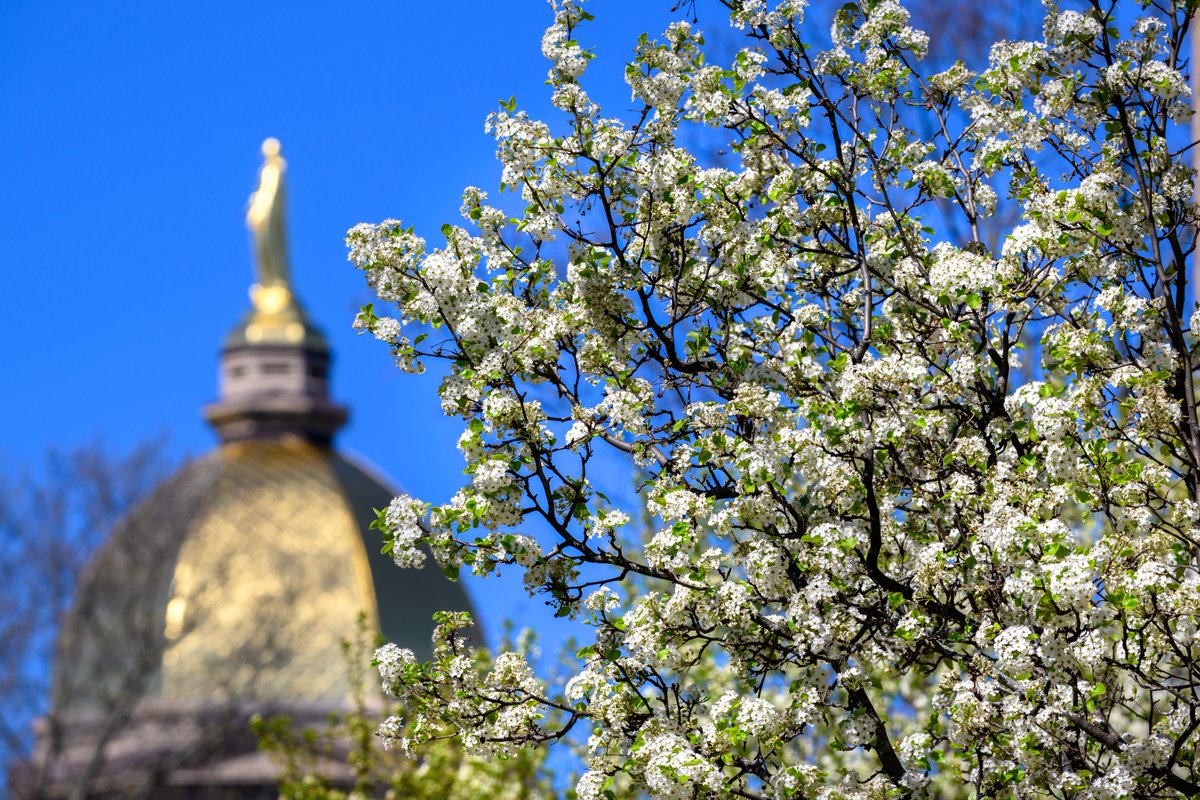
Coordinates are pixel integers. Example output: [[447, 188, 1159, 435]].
[[27, 141, 470, 800], [54, 437, 473, 714], [51, 138, 476, 720]]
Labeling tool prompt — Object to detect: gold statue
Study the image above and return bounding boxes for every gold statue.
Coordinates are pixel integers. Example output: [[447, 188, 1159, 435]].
[[247, 138, 293, 314]]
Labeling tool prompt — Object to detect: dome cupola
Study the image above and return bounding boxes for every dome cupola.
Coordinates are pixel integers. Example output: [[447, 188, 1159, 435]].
[[203, 138, 347, 446]]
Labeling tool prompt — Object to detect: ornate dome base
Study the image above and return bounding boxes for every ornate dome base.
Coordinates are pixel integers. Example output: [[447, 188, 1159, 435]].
[[17, 700, 359, 800]]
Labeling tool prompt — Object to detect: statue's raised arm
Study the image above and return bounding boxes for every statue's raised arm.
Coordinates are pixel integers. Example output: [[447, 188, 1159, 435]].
[[246, 138, 292, 300]]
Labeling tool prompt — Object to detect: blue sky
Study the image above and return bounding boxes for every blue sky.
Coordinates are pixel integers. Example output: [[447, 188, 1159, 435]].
[[0, 1, 685, 637]]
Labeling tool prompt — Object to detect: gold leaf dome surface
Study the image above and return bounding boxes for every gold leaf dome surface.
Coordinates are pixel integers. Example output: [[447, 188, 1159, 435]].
[[55, 437, 473, 714]]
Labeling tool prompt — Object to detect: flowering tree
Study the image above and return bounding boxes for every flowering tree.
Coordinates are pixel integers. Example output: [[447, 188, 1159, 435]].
[[348, 0, 1200, 796]]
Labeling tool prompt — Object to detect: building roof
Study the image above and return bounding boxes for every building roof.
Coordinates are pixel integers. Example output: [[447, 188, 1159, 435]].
[[54, 438, 472, 717]]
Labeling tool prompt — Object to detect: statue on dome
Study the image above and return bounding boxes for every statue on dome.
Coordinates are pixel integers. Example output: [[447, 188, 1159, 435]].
[[246, 137, 293, 314]]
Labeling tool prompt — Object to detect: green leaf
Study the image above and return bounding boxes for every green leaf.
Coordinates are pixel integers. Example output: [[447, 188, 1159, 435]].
[[1043, 542, 1072, 559]]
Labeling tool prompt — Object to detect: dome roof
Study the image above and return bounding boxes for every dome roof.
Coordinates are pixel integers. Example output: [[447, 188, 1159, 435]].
[[23, 141, 472, 800], [54, 438, 473, 715], [50, 139, 476, 725]]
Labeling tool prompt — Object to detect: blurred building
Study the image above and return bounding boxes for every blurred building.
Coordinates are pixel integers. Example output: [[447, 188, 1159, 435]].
[[13, 141, 472, 799]]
